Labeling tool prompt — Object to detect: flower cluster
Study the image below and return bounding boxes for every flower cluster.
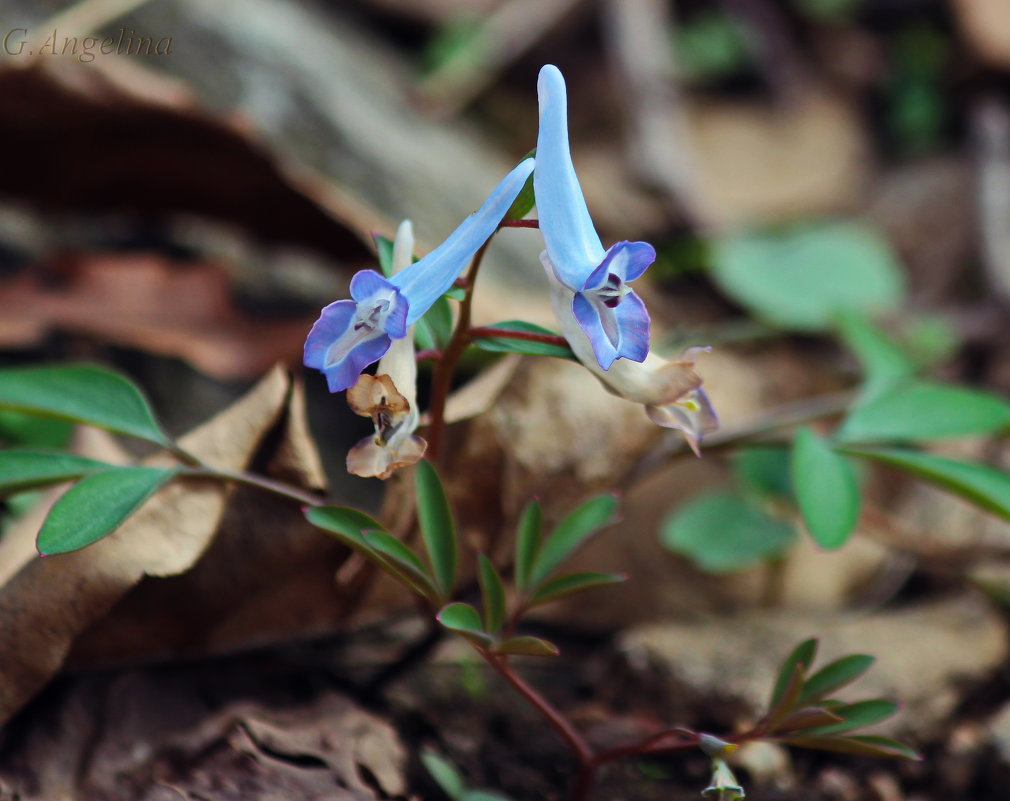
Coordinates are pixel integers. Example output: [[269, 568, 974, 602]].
[[304, 64, 717, 472]]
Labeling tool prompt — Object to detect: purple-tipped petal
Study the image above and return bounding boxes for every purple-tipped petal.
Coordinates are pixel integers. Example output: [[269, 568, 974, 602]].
[[350, 269, 395, 300], [304, 300, 356, 371], [323, 333, 392, 393], [599, 240, 656, 283], [572, 292, 620, 370], [393, 158, 535, 323], [614, 291, 650, 362], [534, 64, 605, 289]]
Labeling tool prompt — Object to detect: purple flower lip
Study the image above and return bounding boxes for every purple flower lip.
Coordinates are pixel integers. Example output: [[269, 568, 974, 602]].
[[534, 64, 655, 370], [304, 157, 535, 393]]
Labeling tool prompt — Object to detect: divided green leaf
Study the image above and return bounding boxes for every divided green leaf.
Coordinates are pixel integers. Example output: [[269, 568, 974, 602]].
[[835, 311, 916, 402], [420, 749, 466, 801], [528, 571, 626, 607], [37, 466, 177, 554], [841, 447, 1010, 521], [0, 364, 169, 445], [803, 699, 899, 736], [437, 602, 494, 648], [477, 554, 506, 635], [798, 654, 875, 704], [0, 450, 115, 497], [471, 321, 575, 360], [415, 460, 458, 599], [504, 150, 536, 220], [710, 221, 905, 331], [770, 639, 818, 708], [364, 530, 440, 601], [305, 505, 385, 550], [791, 428, 861, 549], [415, 296, 455, 351], [514, 500, 541, 593], [527, 494, 617, 588], [661, 491, 796, 573], [837, 382, 1010, 443]]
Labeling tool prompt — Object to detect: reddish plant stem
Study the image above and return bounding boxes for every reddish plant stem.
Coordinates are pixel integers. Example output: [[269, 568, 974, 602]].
[[468, 326, 570, 347], [180, 465, 322, 507], [425, 237, 493, 462], [415, 348, 443, 362], [483, 653, 594, 766], [500, 218, 540, 228]]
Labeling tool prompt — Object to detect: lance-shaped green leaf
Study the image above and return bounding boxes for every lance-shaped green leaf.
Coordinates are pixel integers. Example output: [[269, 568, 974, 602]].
[[420, 750, 466, 801], [415, 296, 455, 351], [837, 382, 1010, 443], [375, 232, 397, 277], [437, 602, 494, 648], [841, 447, 1010, 521], [0, 364, 169, 445], [477, 554, 506, 635], [492, 635, 559, 657], [835, 311, 916, 402], [798, 654, 875, 704], [363, 530, 440, 601], [770, 639, 818, 708], [791, 428, 861, 549], [773, 706, 844, 734], [786, 734, 919, 760], [514, 500, 542, 593], [415, 460, 457, 598], [37, 466, 177, 554], [733, 446, 793, 501], [304, 505, 385, 550], [504, 149, 536, 220], [0, 450, 115, 497], [802, 699, 898, 736], [528, 571, 626, 607], [527, 494, 618, 588], [764, 661, 807, 732], [661, 491, 796, 573], [0, 410, 72, 448], [471, 321, 575, 360]]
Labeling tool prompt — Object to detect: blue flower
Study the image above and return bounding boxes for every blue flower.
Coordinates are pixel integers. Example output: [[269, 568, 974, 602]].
[[305, 158, 536, 392], [534, 64, 654, 370]]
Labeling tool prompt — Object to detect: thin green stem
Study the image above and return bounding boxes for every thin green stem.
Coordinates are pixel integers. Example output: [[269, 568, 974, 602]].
[[180, 465, 322, 507], [468, 326, 570, 348]]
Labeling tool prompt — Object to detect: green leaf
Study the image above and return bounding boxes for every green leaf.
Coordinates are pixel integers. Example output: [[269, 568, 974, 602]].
[[363, 530, 440, 601], [661, 491, 796, 573], [37, 466, 177, 554], [0, 450, 115, 497], [420, 749, 466, 801], [528, 572, 626, 607], [765, 662, 807, 731], [415, 296, 455, 351], [771, 639, 818, 708], [527, 495, 618, 588], [444, 285, 466, 301], [461, 792, 513, 801], [0, 410, 73, 448], [791, 428, 861, 549], [504, 150, 536, 220], [514, 500, 541, 593], [304, 506, 385, 550], [773, 706, 844, 733], [798, 654, 875, 704], [0, 364, 168, 445], [711, 221, 905, 331], [841, 447, 1010, 521], [471, 321, 575, 360], [836, 382, 1010, 443], [437, 602, 494, 648], [477, 554, 506, 635], [786, 734, 919, 760], [374, 233, 396, 277], [415, 460, 457, 599], [733, 446, 793, 501], [492, 635, 559, 657], [803, 699, 899, 736], [835, 311, 916, 402]]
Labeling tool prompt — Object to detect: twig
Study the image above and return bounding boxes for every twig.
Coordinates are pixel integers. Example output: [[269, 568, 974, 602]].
[[179, 465, 322, 507], [973, 97, 1010, 302], [602, 0, 716, 228]]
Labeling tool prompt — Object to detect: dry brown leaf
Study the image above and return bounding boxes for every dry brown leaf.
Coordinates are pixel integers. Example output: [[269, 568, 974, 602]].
[[0, 366, 296, 725], [0, 254, 318, 380], [953, 0, 1010, 69]]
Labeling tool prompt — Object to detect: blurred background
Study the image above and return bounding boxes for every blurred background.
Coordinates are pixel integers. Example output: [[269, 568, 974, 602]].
[[2, 0, 1010, 799]]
